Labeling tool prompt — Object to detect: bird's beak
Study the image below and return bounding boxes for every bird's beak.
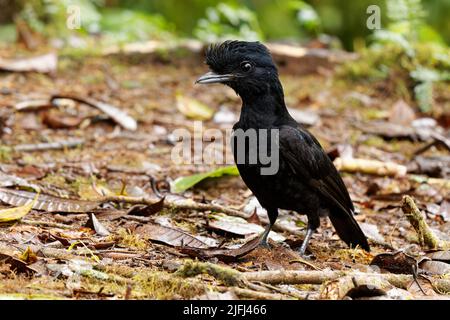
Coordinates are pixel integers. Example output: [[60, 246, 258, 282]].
[[195, 71, 234, 84]]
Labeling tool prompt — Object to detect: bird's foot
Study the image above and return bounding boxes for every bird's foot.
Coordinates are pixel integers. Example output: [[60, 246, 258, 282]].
[[297, 251, 314, 259], [297, 245, 310, 258], [258, 237, 271, 249]]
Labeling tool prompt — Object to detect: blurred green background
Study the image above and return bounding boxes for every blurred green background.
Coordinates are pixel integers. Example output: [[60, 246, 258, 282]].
[[0, 0, 449, 51], [0, 0, 448, 112]]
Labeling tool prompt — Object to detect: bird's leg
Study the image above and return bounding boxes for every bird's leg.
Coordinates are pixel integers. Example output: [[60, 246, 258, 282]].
[[298, 214, 320, 257], [258, 208, 278, 248], [298, 227, 314, 256], [258, 221, 273, 248]]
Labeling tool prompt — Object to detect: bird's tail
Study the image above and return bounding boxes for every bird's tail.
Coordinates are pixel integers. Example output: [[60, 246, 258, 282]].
[[328, 207, 370, 251]]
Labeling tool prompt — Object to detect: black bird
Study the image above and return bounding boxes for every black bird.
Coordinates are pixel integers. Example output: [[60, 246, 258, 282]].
[[196, 41, 369, 255]]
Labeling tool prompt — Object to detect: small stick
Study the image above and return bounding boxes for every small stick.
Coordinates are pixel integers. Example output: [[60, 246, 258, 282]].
[[21, 219, 75, 229], [401, 195, 450, 250], [14, 139, 84, 152]]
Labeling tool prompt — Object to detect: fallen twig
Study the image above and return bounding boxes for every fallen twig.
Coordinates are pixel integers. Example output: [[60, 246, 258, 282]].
[[401, 196, 450, 250], [21, 219, 75, 229], [13, 139, 84, 152], [414, 132, 450, 156], [175, 260, 450, 295], [333, 157, 407, 177]]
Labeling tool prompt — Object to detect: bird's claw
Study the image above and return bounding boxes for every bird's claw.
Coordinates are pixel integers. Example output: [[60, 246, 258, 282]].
[[258, 238, 271, 249]]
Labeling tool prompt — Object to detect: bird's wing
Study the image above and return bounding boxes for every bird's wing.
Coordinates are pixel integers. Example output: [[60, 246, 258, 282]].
[[279, 125, 370, 251], [278, 125, 354, 213]]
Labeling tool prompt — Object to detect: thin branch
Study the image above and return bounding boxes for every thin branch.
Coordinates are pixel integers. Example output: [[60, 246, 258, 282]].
[[401, 195, 450, 250]]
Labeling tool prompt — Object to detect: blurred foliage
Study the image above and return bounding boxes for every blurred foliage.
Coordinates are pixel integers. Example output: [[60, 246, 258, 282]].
[[0, 0, 449, 112], [193, 3, 263, 42], [339, 0, 450, 112], [17, 0, 102, 35], [99, 9, 174, 44], [290, 1, 322, 35], [0, 0, 448, 49]]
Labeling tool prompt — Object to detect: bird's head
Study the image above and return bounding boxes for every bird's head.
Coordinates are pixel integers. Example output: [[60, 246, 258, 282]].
[[196, 40, 280, 98]]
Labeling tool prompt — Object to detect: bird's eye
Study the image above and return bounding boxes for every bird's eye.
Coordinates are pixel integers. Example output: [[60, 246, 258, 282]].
[[240, 61, 253, 72]]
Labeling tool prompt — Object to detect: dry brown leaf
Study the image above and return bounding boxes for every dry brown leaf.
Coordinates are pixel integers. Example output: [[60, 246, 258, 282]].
[[389, 99, 416, 125], [51, 95, 137, 131], [135, 224, 210, 248], [0, 188, 100, 213], [86, 213, 110, 236], [208, 213, 285, 242], [180, 236, 261, 262], [42, 110, 84, 129], [126, 197, 165, 216], [420, 261, 450, 275]]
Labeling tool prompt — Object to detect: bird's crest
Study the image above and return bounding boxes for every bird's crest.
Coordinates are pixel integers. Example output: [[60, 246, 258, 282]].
[[205, 40, 272, 73]]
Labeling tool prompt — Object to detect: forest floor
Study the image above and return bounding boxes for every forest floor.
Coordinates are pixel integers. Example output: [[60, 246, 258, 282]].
[[0, 43, 449, 300]]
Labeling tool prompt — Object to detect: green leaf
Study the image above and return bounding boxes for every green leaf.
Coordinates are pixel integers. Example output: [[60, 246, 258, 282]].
[[414, 81, 433, 112], [171, 166, 239, 193], [410, 67, 441, 82]]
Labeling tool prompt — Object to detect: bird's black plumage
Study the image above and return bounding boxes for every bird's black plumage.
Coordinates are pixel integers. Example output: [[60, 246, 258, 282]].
[[196, 40, 370, 254]]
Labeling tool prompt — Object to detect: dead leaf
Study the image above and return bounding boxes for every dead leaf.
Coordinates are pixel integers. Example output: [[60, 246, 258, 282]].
[[19, 246, 38, 264], [86, 213, 110, 236], [287, 107, 319, 126], [51, 95, 137, 131], [14, 99, 52, 111], [420, 261, 450, 275], [126, 197, 165, 216], [0, 190, 38, 222], [0, 171, 34, 188], [0, 187, 100, 213], [42, 110, 83, 129], [135, 224, 210, 248], [426, 250, 450, 262], [246, 208, 261, 225], [180, 235, 261, 262], [389, 99, 416, 125], [176, 94, 214, 120], [370, 250, 429, 274], [0, 252, 35, 275], [359, 222, 386, 244], [208, 213, 285, 242], [11, 165, 46, 180], [0, 53, 57, 73], [320, 275, 392, 300]]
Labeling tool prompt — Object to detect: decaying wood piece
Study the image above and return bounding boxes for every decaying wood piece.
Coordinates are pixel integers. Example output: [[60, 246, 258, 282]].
[[334, 157, 407, 176], [175, 260, 242, 286], [0, 53, 57, 74], [401, 196, 450, 250], [319, 275, 395, 300], [176, 260, 450, 295]]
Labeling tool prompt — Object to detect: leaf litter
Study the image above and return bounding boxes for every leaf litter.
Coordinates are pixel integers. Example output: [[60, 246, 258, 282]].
[[0, 43, 449, 300]]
